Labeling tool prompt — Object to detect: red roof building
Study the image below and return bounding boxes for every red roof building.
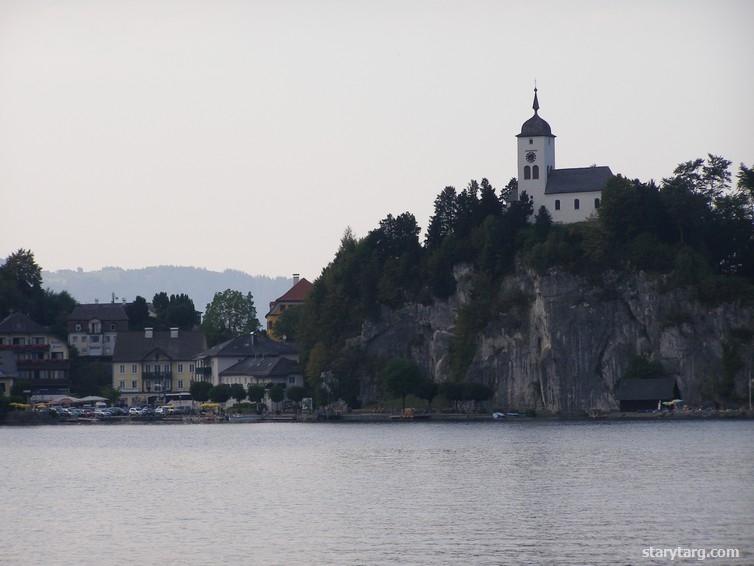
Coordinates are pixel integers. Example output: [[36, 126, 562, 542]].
[[265, 274, 313, 339]]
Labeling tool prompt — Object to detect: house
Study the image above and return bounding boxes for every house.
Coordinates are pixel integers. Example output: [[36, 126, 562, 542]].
[[220, 356, 304, 390], [111, 327, 206, 406], [0, 351, 18, 397], [67, 302, 129, 357], [615, 377, 681, 411], [516, 88, 613, 223], [194, 333, 298, 385], [0, 312, 70, 396], [265, 274, 313, 339]]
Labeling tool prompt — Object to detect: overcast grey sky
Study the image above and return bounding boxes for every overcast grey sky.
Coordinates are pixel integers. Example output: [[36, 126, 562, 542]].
[[1, 0, 752, 280]]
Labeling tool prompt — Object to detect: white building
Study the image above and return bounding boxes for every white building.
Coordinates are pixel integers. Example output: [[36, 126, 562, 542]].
[[516, 88, 613, 223]]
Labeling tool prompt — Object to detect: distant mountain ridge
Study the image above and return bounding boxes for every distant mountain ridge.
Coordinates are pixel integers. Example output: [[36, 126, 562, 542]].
[[42, 266, 294, 318]]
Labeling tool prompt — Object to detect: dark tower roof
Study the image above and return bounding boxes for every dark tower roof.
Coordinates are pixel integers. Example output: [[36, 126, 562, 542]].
[[516, 87, 555, 138]]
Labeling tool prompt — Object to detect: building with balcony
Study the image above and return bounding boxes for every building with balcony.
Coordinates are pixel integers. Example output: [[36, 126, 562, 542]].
[[0, 351, 19, 397], [0, 312, 71, 396], [194, 332, 298, 386], [265, 274, 313, 340], [111, 327, 206, 406], [67, 302, 129, 357]]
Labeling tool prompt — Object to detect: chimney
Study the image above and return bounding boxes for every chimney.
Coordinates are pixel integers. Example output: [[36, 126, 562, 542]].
[[145, 327, 153, 339], [293, 273, 300, 285], [94, 298, 99, 304], [170, 327, 179, 339]]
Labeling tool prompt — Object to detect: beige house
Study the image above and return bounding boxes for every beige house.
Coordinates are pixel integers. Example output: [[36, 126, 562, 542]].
[[112, 327, 206, 406], [67, 302, 129, 357]]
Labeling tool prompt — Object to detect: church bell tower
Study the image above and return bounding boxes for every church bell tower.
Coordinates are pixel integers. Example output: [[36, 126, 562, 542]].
[[516, 88, 556, 211]]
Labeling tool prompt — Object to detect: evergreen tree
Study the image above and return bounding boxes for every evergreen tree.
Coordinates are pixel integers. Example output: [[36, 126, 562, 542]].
[[425, 186, 458, 248]]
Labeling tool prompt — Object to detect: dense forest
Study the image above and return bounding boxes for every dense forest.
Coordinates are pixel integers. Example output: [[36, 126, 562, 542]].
[[291, 156, 754, 406]]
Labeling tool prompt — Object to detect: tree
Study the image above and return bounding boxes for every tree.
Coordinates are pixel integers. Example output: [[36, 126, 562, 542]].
[[476, 178, 501, 222], [69, 358, 111, 397], [499, 177, 518, 205], [534, 205, 552, 241], [0, 249, 45, 320], [442, 382, 465, 412], [209, 384, 232, 404], [101, 386, 121, 406], [425, 186, 458, 248], [126, 296, 150, 330], [463, 382, 494, 410], [190, 380, 213, 403], [230, 383, 247, 404], [286, 385, 306, 409], [2, 249, 42, 294], [273, 305, 303, 341], [165, 294, 200, 329], [664, 154, 732, 201], [269, 383, 286, 411], [414, 379, 438, 412], [152, 292, 170, 323], [201, 289, 260, 347], [381, 358, 423, 412], [247, 384, 266, 411]]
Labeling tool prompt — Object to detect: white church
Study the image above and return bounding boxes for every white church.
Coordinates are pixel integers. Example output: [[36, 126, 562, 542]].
[[516, 88, 613, 223]]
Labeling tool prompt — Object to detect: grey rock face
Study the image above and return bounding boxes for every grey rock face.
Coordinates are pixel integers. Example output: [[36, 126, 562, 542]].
[[354, 267, 753, 414]]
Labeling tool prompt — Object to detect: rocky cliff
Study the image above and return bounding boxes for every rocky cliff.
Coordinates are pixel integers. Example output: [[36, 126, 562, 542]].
[[354, 266, 754, 414]]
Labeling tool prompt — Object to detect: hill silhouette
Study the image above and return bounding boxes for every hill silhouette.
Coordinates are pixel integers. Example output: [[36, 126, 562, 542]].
[[42, 265, 293, 317]]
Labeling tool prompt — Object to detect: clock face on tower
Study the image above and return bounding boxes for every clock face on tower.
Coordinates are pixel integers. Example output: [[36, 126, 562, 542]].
[[525, 151, 536, 163]]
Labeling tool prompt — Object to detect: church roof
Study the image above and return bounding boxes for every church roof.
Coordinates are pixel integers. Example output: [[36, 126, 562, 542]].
[[545, 166, 613, 195], [516, 88, 555, 138]]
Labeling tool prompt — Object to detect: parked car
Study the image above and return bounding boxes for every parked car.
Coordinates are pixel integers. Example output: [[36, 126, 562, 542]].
[[128, 407, 141, 416]]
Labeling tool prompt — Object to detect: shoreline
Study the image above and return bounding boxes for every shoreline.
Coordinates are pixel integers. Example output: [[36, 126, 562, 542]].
[[2, 409, 753, 426]]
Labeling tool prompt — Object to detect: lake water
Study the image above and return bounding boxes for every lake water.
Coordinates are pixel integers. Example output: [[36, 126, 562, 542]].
[[1, 420, 752, 565]]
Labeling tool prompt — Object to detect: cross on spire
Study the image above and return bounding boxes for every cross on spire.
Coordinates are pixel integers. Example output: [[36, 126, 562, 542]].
[[533, 86, 540, 114]]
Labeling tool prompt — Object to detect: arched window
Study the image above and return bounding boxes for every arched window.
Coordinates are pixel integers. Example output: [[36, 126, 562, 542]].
[[594, 197, 601, 209], [524, 166, 531, 180], [574, 198, 580, 210], [533, 165, 539, 179], [555, 199, 561, 211]]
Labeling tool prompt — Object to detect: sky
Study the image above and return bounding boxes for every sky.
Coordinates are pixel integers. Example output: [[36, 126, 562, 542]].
[[1, 0, 752, 281]]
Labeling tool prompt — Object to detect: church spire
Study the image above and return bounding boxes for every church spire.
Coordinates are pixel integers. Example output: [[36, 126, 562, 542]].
[[532, 87, 539, 114]]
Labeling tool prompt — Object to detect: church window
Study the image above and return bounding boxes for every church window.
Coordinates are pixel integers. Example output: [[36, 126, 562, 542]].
[[524, 166, 531, 180], [555, 200, 560, 210], [532, 165, 539, 179], [594, 198, 600, 209], [574, 199, 580, 210]]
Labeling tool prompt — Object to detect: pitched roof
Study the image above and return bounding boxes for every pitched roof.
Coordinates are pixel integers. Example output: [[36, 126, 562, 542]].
[[273, 278, 313, 304], [545, 166, 613, 195], [0, 313, 47, 334], [113, 330, 206, 362], [0, 350, 18, 377], [196, 333, 297, 359], [221, 356, 300, 378], [68, 303, 128, 321], [615, 377, 678, 401]]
